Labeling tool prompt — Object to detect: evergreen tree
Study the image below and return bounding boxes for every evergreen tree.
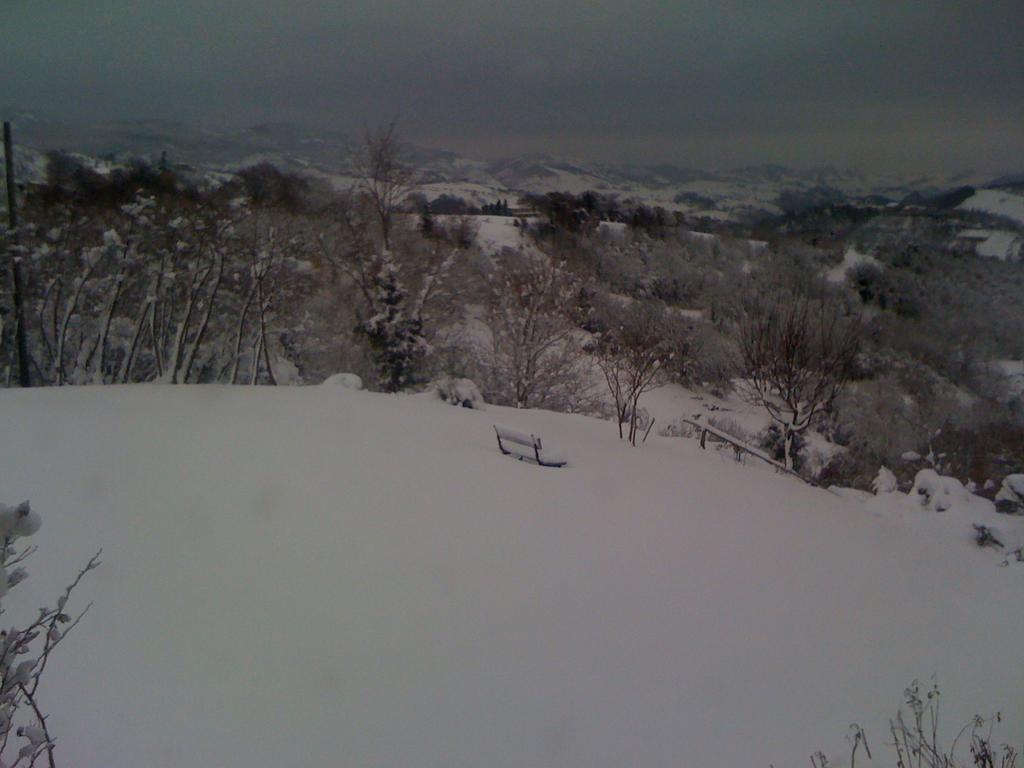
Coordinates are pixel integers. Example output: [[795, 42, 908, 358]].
[[356, 255, 428, 392], [419, 204, 435, 238]]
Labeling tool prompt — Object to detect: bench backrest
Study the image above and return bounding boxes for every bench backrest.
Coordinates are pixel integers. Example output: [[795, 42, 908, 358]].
[[494, 425, 540, 450], [493, 424, 565, 467]]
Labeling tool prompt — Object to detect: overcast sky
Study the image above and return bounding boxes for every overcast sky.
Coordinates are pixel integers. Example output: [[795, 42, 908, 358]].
[[7, 0, 1023, 172]]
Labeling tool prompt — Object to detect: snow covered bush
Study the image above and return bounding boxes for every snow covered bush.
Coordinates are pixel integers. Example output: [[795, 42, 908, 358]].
[[322, 372, 364, 390], [911, 469, 971, 512], [433, 377, 485, 410], [925, 420, 1024, 500], [819, 371, 1024, 497], [759, 423, 808, 473], [706, 415, 755, 445], [677, 323, 737, 395], [872, 465, 898, 494], [995, 474, 1024, 515], [0, 501, 99, 768], [657, 417, 700, 439]]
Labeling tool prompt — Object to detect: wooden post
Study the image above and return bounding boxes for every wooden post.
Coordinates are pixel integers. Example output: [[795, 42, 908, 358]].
[[3, 121, 31, 387]]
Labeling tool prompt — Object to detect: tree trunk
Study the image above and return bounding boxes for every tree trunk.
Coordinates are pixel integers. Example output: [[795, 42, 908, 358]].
[[4, 122, 31, 387], [783, 423, 795, 471], [229, 283, 257, 385]]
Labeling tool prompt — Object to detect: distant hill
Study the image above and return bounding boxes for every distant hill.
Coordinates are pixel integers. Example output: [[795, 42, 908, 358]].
[[2, 112, 1014, 221]]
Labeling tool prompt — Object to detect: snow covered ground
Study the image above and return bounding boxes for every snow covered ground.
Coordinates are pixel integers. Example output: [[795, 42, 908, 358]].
[[957, 229, 1023, 261], [467, 215, 531, 253], [991, 359, 1024, 399], [642, 382, 766, 437], [438, 216, 624, 257], [0, 385, 1021, 768], [958, 189, 1024, 225]]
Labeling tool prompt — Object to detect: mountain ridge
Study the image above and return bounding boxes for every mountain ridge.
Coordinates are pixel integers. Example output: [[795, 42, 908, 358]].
[[3, 113, 1022, 220]]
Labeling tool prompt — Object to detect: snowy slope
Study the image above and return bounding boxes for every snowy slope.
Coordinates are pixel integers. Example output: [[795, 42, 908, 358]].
[[957, 229, 1023, 261], [958, 189, 1024, 225], [991, 359, 1024, 398], [447, 214, 531, 254], [0, 386, 1021, 768]]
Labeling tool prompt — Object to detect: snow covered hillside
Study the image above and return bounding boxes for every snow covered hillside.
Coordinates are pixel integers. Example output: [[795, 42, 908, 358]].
[[956, 229, 1023, 261], [7, 115, 1006, 222], [0, 386, 1021, 768], [958, 188, 1024, 225]]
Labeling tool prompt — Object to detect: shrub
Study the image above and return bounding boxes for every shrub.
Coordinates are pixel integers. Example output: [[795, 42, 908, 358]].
[[434, 377, 486, 410], [0, 501, 99, 767], [759, 423, 808, 472], [589, 300, 684, 445], [706, 415, 754, 445], [811, 681, 1018, 768]]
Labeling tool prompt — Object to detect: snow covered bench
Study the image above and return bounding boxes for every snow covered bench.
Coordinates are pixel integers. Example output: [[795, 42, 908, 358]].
[[493, 425, 567, 468]]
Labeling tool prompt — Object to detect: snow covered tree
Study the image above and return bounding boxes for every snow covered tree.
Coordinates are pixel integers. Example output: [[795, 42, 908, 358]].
[[738, 289, 861, 470], [356, 253, 428, 392], [319, 193, 458, 390], [223, 206, 312, 385], [7, 188, 317, 386], [0, 500, 99, 768], [482, 254, 596, 411], [15, 196, 234, 385]]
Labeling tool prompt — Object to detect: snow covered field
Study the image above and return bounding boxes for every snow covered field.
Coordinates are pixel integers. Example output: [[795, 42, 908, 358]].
[[957, 229, 1023, 261], [958, 189, 1024, 225], [466, 215, 531, 253], [0, 386, 1021, 768]]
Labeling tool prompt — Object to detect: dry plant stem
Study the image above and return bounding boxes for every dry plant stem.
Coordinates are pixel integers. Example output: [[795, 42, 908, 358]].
[[18, 684, 53, 768]]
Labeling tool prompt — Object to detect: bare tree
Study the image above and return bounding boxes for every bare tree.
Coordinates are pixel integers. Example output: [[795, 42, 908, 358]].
[[738, 289, 861, 470], [590, 301, 682, 445], [225, 208, 310, 385], [144, 207, 231, 383], [352, 121, 416, 252], [482, 253, 597, 411]]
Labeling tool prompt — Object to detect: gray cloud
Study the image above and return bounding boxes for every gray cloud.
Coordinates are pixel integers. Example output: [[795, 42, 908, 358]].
[[7, 0, 1023, 172]]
